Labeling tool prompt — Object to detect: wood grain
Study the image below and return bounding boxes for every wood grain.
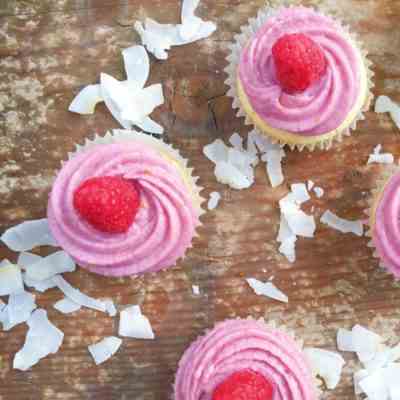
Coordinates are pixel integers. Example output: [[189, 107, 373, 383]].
[[1, 0, 400, 399]]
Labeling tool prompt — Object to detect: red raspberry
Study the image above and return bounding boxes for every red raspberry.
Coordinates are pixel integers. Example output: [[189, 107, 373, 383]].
[[73, 176, 140, 234], [272, 33, 327, 93], [212, 369, 274, 400]]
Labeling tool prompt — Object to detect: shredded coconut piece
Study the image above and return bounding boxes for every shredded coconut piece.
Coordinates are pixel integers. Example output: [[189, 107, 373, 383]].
[[307, 180, 315, 190], [208, 192, 221, 210], [102, 299, 117, 317], [246, 278, 288, 303], [214, 161, 253, 190], [304, 347, 345, 389], [352, 324, 384, 364], [203, 139, 229, 164], [375, 95, 400, 130], [321, 210, 363, 236], [0, 291, 36, 331], [13, 309, 64, 371], [0, 261, 23, 296], [134, 0, 216, 60], [1, 219, 57, 251], [68, 84, 102, 115], [118, 305, 154, 339], [229, 132, 243, 150], [52, 275, 106, 313], [367, 144, 394, 165], [337, 328, 355, 352], [88, 336, 122, 365], [291, 183, 310, 204], [192, 285, 200, 295], [313, 186, 324, 198], [25, 251, 75, 282], [53, 297, 81, 314]]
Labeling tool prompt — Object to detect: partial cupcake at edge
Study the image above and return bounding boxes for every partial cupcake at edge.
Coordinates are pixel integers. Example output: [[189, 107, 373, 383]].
[[174, 318, 318, 400], [226, 6, 374, 150], [367, 163, 400, 280], [47, 130, 204, 277]]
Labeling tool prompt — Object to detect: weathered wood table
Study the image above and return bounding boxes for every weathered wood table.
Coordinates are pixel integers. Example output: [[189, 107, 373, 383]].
[[1, 1, 400, 399]]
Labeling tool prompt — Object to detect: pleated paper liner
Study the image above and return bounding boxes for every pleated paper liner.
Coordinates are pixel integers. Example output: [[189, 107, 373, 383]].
[[365, 163, 400, 280], [224, 4, 374, 151]]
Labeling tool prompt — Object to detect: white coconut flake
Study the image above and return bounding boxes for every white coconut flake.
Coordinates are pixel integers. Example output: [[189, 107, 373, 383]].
[[135, 0, 216, 60], [69, 84, 102, 115], [88, 336, 122, 365], [320, 210, 363, 236], [354, 369, 370, 395], [229, 132, 243, 151], [17, 252, 42, 269], [25, 250, 75, 282], [352, 324, 384, 364], [13, 309, 64, 371], [304, 347, 345, 389], [246, 278, 288, 303], [313, 186, 324, 198], [52, 275, 106, 313], [1, 219, 57, 252], [214, 161, 252, 190], [203, 139, 229, 164], [359, 369, 389, 400], [337, 328, 355, 352], [307, 180, 315, 190], [103, 299, 117, 317], [23, 274, 57, 293], [0, 261, 23, 296], [192, 285, 200, 295], [291, 183, 310, 204], [264, 148, 285, 188], [208, 191, 221, 210], [367, 144, 394, 165], [118, 305, 154, 339], [0, 291, 36, 331], [277, 215, 297, 263], [375, 95, 400, 130], [53, 297, 81, 314], [122, 45, 149, 88]]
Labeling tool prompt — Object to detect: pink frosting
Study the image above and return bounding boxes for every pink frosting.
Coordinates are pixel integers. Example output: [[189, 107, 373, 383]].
[[174, 319, 317, 400], [373, 172, 400, 278], [238, 7, 362, 136], [47, 143, 200, 277]]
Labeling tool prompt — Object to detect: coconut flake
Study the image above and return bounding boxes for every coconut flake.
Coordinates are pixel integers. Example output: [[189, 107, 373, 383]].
[[0, 261, 23, 296], [23, 274, 57, 293], [53, 297, 81, 314], [0, 291, 36, 331], [337, 328, 355, 352], [313, 187, 324, 198], [118, 305, 154, 339], [52, 275, 106, 313], [203, 139, 229, 164], [367, 144, 394, 165], [246, 278, 288, 303], [135, 115, 164, 135], [25, 250, 75, 282], [207, 191, 221, 210], [291, 183, 310, 204], [88, 336, 122, 365], [103, 299, 117, 317], [229, 132, 243, 151], [1, 219, 57, 252], [277, 215, 297, 263], [320, 210, 363, 236], [68, 84, 102, 115], [375, 95, 400, 130], [214, 161, 252, 190], [359, 369, 389, 400], [307, 180, 315, 190], [13, 309, 64, 371], [304, 347, 345, 389], [122, 45, 149, 88], [352, 324, 384, 364], [192, 285, 200, 295], [17, 252, 42, 269], [135, 0, 216, 60]]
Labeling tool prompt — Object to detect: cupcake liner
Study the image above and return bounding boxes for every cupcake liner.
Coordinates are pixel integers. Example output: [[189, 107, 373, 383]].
[[224, 5, 374, 151], [365, 163, 400, 279], [67, 129, 206, 217]]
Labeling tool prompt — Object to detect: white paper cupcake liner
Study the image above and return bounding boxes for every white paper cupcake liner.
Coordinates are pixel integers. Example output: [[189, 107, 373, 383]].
[[66, 129, 206, 218], [224, 5, 374, 151], [365, 163, 400, 279]]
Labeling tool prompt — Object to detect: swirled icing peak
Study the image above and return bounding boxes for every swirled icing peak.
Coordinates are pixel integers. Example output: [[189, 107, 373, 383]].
[[238, 7, 363, 136], [174, 319, 317, 400], [373, 171, 400, 278], [47, 141, 200, 277]]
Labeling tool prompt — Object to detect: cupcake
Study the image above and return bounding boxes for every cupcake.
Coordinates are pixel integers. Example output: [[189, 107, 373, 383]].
[[225, 6, 373, 150], [47, 130, 203, 277], [174, 318, 317, 400], [367, 164, 400, 279]]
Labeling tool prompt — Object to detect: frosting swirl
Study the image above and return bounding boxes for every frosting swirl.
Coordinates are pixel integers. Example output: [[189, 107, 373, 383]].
[[48, 142, 200, 277], [373, 171, 400, 278], [238, 7, 363, 136], [174, 319, 317, 400]]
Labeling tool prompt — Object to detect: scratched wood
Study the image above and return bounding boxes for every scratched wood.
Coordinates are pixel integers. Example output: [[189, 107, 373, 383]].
[[1, 0, 400, 399]]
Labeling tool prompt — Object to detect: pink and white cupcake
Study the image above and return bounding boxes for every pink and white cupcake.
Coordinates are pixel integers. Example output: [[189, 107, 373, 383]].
[[225, 6, 374, 150], [367, 164, 400, 279], [174, 318, 317, 400], [47, 130, 203, 277]]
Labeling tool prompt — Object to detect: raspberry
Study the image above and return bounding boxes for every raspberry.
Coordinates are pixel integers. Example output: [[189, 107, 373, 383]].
[[272, 33, 327, 93], [212, 369, 274, 400], [73, 176, 140, 234]]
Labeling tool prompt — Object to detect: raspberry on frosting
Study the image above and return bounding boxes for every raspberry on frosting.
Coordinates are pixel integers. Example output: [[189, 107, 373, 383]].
[[73, 176, 141, 234], [213, 369, 274, 400], [272, 33, 327, 93]]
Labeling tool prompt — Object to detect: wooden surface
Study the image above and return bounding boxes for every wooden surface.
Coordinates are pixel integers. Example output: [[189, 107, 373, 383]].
[[1, 1, 400, 399]]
